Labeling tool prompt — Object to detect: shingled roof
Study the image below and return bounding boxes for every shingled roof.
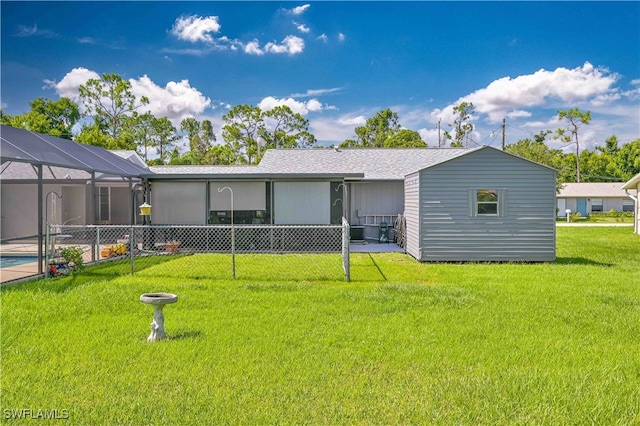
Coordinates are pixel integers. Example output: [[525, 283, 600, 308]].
[[558, 182, 635, 198], [258, 147, 475, 181]]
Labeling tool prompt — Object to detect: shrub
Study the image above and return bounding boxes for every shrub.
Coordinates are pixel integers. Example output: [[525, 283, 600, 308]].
[[59, 246, 84, 272]]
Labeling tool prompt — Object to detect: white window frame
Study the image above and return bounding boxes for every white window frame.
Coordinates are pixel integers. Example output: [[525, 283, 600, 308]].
[[591, 198, 603, 212], [469, 188, 507, 217]]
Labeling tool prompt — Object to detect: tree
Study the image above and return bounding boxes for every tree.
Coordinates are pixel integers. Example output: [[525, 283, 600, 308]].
[[222, 105, 316, 164], [616, 139, 640, 179], [262, 105, 315, 150], [597, 135, 619, 157], [444, 102, 475, 147], [340, 109, 401, 148], [384, 129, 427, 148], [222, 105, 264, 164], [78, 73, 149, 147], [149, 116, 179, 164], [553, 108, 591, 182], [0, 97, 80, 139], [505, 138, 569, 188], [180, 118, 217, 164]]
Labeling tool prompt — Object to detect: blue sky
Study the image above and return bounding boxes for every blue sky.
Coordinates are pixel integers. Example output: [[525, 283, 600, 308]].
[[2, 1, 639, 153]]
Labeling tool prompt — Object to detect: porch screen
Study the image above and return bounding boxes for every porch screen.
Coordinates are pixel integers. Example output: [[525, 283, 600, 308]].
[[209, 182, 266, 211], [274, 182, 330, 224], [151, 182, 206, 224]]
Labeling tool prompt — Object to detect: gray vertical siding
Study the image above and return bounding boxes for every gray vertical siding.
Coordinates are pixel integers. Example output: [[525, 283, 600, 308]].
[[415, 148, 556, 261], [404, 172, 421, 259]]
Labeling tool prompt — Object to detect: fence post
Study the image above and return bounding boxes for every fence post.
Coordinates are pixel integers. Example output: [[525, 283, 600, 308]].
[[342, 217, 350, 282], [130, 225, 135, 275]]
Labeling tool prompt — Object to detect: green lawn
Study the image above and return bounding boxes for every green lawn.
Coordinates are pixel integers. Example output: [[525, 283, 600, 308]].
[[2, 227, 639, 424]]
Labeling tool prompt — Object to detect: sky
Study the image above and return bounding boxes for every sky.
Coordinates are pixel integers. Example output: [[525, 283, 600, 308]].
[[2, 1, 639, 154]]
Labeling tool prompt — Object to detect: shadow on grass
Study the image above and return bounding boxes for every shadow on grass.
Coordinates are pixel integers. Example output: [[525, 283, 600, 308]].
[[1, 255, 187, 294], [554, 257, 613, 267], [169, 330, 204, 340]]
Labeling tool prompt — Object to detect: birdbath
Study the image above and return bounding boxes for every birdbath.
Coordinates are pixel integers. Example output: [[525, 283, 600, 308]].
[[140, 293, 178, 342]]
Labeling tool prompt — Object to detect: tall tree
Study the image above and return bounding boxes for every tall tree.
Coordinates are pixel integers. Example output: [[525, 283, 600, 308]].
[[615, 139, 640, 179], [0, 97, 80, 139], [77, 73, 149, 147], [553, 108, 591, 182], [340, 109, 401, 148], [149, 116, 179, 164], [222, 105, 264, 164], [384, 129, 427, 148], [180, 117, 216, 164], [444, 102, 475, 147], [262, 105, 315, 150]]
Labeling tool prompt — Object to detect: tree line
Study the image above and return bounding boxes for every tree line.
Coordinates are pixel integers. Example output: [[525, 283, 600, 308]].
[[1, 72, 638, 183]]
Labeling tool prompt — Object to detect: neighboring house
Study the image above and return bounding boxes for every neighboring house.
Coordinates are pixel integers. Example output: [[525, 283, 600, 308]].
[[621, 173, 640, 234], [405, 147, 557, 261], [557, 182, 636, 217]]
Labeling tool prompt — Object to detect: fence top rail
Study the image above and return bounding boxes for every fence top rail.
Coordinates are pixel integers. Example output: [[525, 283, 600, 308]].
[[57, 224, 344, 230]]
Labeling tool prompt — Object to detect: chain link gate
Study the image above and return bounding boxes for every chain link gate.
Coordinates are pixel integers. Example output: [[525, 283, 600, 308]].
[[47, 222, 351, 281]]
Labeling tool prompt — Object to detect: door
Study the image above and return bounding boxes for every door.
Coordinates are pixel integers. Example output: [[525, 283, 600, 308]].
[[576, 198, 587, 216]]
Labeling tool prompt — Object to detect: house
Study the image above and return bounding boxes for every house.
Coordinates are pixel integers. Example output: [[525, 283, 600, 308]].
[[146, 146, 557, 261], [621, 173, 640, 234], [146, 148, 474, 241], [2, 125, 558, 262], [404, 147, 557, 261], [557, 182, 635, 217]]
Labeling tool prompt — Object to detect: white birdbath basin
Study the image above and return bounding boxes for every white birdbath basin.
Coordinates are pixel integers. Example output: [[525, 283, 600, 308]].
[[140, 293, 178, 342]]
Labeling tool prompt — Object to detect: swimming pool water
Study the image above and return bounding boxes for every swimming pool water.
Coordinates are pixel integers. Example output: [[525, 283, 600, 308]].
[[0, 256, 41, 268]]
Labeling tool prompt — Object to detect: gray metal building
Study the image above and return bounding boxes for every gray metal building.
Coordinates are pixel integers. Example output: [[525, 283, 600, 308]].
[[404, 146, 557, 262]]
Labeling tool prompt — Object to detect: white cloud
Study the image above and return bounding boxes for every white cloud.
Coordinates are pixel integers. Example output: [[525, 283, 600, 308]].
[[506, 110, 532, 119], [289, 4, 311, 15], [457, 62, 620, 123], [258, 96, 331, 115], [45, 68, 210, 126], [306, 99, 323, 112], [310, 117, 359, 145], [317, 33, 328, 43], [44, 67, 100, 100], [244, 40, 264, 55], [130, 76, 211, 123], [338, 33, 346, 42], [171, 15, 221, 43], [337, 116, 367, 126], [294, 22, 310, 33], [289, 87, 341, 98], [245, 36, 305, 56], [265, 35, 304, 55]]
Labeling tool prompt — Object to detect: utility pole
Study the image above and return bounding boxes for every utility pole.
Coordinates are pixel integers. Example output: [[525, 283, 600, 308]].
[[437, 118, 442, 148], [501, 118, 506, 150]]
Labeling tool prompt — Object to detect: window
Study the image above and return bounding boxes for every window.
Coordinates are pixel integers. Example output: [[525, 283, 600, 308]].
[[591, 198, 603, 212], [98, 187, 110, 222], [623, 199, 635, 213], [477, 190, 499, 215], [469, 188, 506, 217]]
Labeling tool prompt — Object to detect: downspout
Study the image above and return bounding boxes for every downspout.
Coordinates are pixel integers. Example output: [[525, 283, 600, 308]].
[[624, 189, 638, 234]]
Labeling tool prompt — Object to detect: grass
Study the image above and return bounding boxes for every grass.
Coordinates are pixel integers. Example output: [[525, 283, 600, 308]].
[[1, 227, 639, 424]]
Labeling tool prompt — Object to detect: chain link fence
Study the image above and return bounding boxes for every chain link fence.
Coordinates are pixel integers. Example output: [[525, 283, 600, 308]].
[[47, 223, 350, 281]]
